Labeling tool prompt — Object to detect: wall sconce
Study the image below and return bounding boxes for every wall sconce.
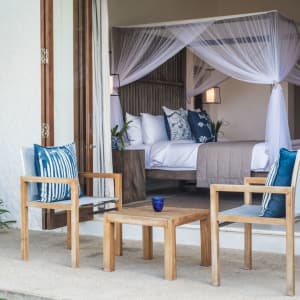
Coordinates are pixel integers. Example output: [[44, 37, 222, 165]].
[[202, 87, 221, 104], [109, 74, 120, 96]]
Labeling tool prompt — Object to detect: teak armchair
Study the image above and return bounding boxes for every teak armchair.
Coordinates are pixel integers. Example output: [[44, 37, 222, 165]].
[[20, 147, 122, 268], [210, 152, 300, 296]]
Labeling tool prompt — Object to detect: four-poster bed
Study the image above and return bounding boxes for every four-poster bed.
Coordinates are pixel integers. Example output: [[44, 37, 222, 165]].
[[109, 10, 300, 187]]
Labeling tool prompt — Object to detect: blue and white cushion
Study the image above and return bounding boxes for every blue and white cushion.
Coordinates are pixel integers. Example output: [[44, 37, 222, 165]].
[[187, 110, 215, 143], [260, 148, 297, 218], [260, 159, 279, 215], [34, 143, 81, 203], [162, 106, 192, 141]]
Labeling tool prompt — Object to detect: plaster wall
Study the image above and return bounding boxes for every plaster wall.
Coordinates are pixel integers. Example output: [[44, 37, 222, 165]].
[[53, 0, 74, 145], [108, 0, 300, 26], [0, 1, 42, 229]]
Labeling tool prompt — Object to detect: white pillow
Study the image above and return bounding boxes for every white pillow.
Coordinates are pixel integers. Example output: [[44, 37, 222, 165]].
[[141, 113, 168, 144], [126, 112, 143, 145]]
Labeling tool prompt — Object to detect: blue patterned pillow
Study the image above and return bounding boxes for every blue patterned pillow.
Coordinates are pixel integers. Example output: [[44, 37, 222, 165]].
[[260, 148, 297, 218], [162, 106, 192, 140], [34, 143, 81, 203], [187, 110, 215, 143]]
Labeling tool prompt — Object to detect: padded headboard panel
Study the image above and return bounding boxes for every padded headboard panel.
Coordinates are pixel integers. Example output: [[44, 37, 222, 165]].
[[119, 50, 186, 117]]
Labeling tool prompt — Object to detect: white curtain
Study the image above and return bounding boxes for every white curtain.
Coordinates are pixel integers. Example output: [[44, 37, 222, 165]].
[[92, 0, 113, 197], [186, 51, 228, 98], [287, 61, 300, 85], [111, 26, 184, 129], [110, 23, 211, 128], [170, 11, 300, 164]]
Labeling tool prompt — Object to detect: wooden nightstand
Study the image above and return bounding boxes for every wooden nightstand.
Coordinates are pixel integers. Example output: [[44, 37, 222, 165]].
[[112, 149, 145, 204]]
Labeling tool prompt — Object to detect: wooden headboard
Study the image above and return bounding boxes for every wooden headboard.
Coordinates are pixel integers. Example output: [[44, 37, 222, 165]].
[[119, 50, 186, 117]]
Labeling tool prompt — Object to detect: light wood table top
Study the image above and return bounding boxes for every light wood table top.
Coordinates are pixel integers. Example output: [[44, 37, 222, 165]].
[[104, 206, 209, 227]]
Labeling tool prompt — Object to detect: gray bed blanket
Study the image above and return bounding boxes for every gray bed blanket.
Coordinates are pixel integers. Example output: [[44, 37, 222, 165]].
[[196, 141, 258, 188]]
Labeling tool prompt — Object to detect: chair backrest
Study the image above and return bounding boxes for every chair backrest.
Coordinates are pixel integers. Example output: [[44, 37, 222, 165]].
[[20, 147, 39, 200], [291, 151, 300, 217]]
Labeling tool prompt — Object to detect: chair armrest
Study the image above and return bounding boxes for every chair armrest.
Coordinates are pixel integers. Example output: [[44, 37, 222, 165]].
[[20, 176, 79, 206], [244, 177, 267, 185], [79, 172, 122, 209], [21, 176, 78, 185], [210, 184, 292, 195], [79, 172, 121, 180]]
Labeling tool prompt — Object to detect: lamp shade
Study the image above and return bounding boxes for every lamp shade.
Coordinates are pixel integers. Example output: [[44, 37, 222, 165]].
[[109, 74, 120, 96], [202, 87, 221, 104]]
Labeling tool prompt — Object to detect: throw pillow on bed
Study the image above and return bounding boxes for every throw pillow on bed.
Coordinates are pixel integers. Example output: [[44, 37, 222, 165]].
[[141, 113, 168, 144], [126, 112, 143, 145], [260, 148, 297, 218], [162, 106, 192, 141], [187, 110, 215, 143]]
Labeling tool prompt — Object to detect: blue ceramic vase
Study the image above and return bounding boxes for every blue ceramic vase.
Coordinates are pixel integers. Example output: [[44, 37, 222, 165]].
[[152, 196, 164, 212]]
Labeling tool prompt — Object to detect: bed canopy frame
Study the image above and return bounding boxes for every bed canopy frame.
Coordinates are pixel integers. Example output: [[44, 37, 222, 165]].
[[111, 10, 300, 166]]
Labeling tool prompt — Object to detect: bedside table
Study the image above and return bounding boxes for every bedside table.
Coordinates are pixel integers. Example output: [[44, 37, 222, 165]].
[[112, 149, 145, 204]]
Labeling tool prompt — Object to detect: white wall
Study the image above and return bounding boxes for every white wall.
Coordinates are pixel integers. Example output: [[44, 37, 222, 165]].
[[0, 0, 42, 229], [204, 80, 271, 141], [206, 80, 291, 141], [53, 0, 74, 145], [108, 0, 300, 26]]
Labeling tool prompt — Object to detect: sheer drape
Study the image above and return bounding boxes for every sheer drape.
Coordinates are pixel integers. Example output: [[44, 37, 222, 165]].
[[287, 61, 300, 85], [170, 12, 300, 164], [111, 23, 211, 128], [186, 51, 228, 98], [92, 0, 113, 196], [111, 26, 185, 129]]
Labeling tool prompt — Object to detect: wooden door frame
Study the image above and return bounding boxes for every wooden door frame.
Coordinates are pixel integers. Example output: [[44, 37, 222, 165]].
[[40, 0, 93, 229], [73, 0, 93, 196], [40, 0, 54, 147]]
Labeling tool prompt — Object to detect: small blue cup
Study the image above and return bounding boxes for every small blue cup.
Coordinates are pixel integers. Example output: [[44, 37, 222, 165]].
[[152, 196, 164, 212]]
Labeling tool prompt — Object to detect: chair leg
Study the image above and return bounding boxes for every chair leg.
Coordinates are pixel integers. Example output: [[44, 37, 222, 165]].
[[200, 217, 211, 267], [115, 223, 123, 256], [71, 207, 80, 268], [20, 179, 29, 261], [244, 223, 252, 270], [21, 202, 29, 261], [67, 210, 71, 250], [286, 223, 295, 296], [211, 218, 220, 286]]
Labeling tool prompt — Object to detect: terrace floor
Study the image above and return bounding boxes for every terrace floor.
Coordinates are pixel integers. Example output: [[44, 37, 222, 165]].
[[0, 229, 299, 300], [1, 184, 300, 299]]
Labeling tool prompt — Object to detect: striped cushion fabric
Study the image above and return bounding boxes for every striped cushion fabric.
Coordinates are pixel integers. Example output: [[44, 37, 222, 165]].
[[260, 159, 279, 215], [34, 143, 81, 203], [260, 148, 297, 217]]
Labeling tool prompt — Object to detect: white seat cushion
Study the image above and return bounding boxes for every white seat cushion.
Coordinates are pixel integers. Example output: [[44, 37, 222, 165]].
[[28, 196, 118, 206], [220, 205, 262, 217]]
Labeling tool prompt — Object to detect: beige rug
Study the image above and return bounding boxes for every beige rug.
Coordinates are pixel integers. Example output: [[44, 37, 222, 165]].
[[0, 229, 299, 300]]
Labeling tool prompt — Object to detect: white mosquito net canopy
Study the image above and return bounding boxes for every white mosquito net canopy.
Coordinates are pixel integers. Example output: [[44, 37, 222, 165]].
[[111, 10, 300, 166]]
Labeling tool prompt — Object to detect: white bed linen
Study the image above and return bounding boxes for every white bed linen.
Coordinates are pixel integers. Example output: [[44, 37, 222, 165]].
[[149, 140, 200, 169], [126, 140, 300, 172]]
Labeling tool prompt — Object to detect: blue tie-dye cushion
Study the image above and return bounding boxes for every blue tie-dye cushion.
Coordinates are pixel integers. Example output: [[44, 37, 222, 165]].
[[260, 148, 297, 218], [34, 143, 81, 202], [187, 110, 215, 143]]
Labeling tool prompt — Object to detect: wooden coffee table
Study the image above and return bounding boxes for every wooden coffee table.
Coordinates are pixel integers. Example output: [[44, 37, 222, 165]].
[[103, 206, 211, 280]]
